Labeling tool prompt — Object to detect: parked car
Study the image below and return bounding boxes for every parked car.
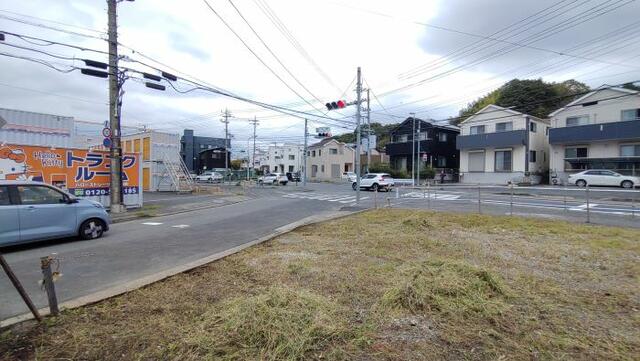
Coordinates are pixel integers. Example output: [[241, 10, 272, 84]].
[[568, 170, 639, 189], [258, 173, 288, 185], [0, 181, 111, 246], [195, 171, 223, 183], [353, 173, 395, 192], [342, 171, 357, 183], [286, 172, 301, 182]]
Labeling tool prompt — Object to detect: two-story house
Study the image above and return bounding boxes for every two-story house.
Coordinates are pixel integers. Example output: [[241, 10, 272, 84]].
[[548, 86, 640, 183], [386, 117, 460, 174], [456, 105, 550, 184], [306, 138, 354, 181]]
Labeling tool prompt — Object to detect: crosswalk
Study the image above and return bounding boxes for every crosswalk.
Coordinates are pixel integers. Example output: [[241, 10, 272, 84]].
[[401, 191, 461, 200], [282, 192, 369, 203]]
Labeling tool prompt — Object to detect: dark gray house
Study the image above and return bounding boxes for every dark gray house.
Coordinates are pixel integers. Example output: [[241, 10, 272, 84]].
[[386, 117, 460, 174], [180, 129, 229, 173]]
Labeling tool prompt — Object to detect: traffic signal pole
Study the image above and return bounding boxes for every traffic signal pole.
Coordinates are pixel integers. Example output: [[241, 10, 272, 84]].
[[355, 67, 362, 204]]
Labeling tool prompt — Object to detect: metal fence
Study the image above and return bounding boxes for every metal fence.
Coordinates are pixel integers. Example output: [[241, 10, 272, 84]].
[[386, 183, 639, 226]]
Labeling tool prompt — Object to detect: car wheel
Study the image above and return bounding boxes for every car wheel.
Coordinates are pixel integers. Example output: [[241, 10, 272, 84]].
[[575, 179, 587, 187], [621, 180, 634, 189], [352, 182, 357, 190], [371, 183, 379, 192], [79, 219, 105, 240]]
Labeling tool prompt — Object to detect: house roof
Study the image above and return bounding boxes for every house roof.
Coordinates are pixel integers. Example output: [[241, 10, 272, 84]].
[[460, 104, 545, 124], [308, 138, 343, 149], [548, 85, 639, 117], [389, 117, 460, 135]]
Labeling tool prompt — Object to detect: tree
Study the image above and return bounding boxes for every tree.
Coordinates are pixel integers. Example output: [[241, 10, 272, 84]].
[[621, 82, 640, 91], [230, 159, 243, 170], [332, 122, 399, 152], [456, 78, 590, 124]]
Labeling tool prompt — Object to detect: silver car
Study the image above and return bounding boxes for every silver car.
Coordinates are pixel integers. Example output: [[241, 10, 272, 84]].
[[0, 181, 111, 247]]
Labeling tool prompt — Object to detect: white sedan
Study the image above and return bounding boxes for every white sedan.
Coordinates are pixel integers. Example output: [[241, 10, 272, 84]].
[[195, 171, 223, 183], [568, 170, 639, 189], [353, 173, 395, 192], [258, 173, 288, 185]]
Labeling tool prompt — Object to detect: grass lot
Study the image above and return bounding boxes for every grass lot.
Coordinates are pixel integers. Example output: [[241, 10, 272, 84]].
[[1, 209, 639, 360]]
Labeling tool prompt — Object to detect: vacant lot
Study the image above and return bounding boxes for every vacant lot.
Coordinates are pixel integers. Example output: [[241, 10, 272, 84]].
[[2, 210, 639, 360]]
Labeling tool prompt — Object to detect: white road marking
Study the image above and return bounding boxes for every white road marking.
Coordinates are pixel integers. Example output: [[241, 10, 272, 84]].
[[141, 222, 163, 226], [402, 191, 461, 200], [171, 224, 190, 229], [283, 193, 368, 203], [569, 203, 599, 211]]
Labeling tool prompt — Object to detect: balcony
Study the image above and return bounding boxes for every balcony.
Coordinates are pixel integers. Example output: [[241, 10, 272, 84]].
[[456, 129, 527, 150], [549, 120, 640, 144]]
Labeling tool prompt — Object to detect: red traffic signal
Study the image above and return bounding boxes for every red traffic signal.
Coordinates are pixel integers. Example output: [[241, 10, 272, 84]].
[[325, 100, 347, 111]]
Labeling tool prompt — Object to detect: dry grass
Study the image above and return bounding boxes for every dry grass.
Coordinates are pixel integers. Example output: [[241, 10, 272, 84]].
[[1, 209, 639, 360]]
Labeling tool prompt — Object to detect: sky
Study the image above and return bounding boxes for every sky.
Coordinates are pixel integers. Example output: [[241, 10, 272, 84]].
[[1, 0, 639, 152]]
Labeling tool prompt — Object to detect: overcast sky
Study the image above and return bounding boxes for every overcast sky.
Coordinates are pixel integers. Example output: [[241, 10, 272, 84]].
[[1, 0, 639, 151]]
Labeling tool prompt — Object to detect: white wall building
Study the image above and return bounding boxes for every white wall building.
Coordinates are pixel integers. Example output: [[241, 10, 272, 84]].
[[457, 105, 550, 185], [0, 108, 74, 148], [548, 86, 640, 183], [264, 143, 304, 174]]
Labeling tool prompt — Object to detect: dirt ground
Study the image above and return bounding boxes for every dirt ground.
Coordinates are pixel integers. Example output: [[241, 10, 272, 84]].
[[1, 209, 639, 360]]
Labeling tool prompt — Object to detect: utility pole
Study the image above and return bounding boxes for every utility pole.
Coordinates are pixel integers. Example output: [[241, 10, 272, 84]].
[[303, 118, 308, 187], [417, 119, 421, 186], [250, 116, 258, 180], [107, 0, 124, 213], [355, 67, 362, 203], [366, 88, 371, 173], [410, 112, 416, 186], [221, 109, 231, 183]]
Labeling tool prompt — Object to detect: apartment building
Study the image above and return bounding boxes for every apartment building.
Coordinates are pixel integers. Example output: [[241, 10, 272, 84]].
[[306, 138, 354, 181], [264, 143, 304, 174], [457, 105, 550, 184], [548, 86, 640, 183]]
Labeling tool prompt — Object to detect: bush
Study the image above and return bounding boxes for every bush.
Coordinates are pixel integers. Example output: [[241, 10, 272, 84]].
[[420, 167, 436, 180], [369, 163, 407, 179]]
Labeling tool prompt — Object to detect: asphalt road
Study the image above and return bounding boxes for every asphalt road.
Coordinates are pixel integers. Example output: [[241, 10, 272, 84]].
[[2, 181, 638, 321], [0, 193, 348, 320]]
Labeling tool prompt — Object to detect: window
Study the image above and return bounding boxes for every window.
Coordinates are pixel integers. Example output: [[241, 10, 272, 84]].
[[585, 170, 601, 175], [318, 149, 322, 156], [622, 109, 640, 121], [529, 150, 537, 163], [395, 134, 408, 142], [545, 126, 550, 136], [18, 186, 66, 205], [438, 133, 448, 142], [329, 148, 338, 155], [312, 150, 316, 157], [321, 165, 325, 172], [288, 155, 295, 160], [0, 186, 10, 206], [620, 144, 640, 156], [566, 115, 589, 127], [364, 174, 377, 179], [437, 157, 446, 167], [495, 122, 513, 132], [529, 122, 537, 132], [468, 151, 485, 172], [419, 131, 428, 141], [470, 125, 485, 135], [307, 151, 310, 156], [495, 150, 512, 172], [565, 147, 588, 158], [288, 165, 294, 172]]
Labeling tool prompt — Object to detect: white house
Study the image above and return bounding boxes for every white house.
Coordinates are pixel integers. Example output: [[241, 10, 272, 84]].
[[306, 138, 355, 181], [456, 104, 550, 184], [264, 143, 304, 174], [548, 86, 640, 183]]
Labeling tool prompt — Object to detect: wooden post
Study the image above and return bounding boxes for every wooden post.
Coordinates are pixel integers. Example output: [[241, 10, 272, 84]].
[[40, 256, 59, 316], [0, 252, 42, 322]]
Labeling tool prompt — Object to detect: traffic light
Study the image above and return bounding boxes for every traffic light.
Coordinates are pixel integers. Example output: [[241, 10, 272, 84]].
[[325, 100, 346, 111], [317, 131, 331, 137]]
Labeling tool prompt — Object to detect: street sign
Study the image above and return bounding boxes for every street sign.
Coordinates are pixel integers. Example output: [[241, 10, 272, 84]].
[[102, 127, 112, 138], [103, 138, 112, 148]]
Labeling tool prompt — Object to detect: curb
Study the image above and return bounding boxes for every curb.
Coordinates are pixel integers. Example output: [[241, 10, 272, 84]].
[[1, 209, 366, 328]]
